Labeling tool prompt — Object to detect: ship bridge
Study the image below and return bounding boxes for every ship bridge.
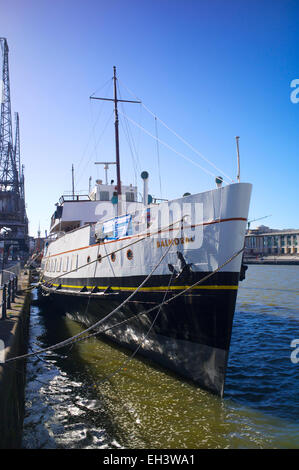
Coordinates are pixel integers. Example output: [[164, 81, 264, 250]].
[[49, 180, 141, 234]]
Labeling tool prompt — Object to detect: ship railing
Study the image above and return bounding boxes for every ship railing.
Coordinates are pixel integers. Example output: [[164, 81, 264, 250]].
[[45, 231, 66, 242], [59, 194, 91, 204]]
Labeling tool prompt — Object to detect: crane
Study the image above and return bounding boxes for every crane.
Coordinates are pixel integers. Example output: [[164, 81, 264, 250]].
[[247, 215, 272, 230], [0, 37, 28, 262]]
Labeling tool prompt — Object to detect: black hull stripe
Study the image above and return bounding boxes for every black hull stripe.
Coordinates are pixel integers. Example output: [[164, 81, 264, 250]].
[[40, 285, 238, 396]]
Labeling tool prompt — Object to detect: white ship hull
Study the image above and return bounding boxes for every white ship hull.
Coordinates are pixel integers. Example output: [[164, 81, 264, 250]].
[[40, 182, 252, 396]]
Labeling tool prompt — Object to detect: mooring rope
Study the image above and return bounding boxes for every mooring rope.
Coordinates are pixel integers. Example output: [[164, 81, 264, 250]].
[[5, 241, 174, 364], [4, 244, 244, 365], [63, 245, 245, 347], [24, 216, 185, 294], [90, 269, 175, 385]]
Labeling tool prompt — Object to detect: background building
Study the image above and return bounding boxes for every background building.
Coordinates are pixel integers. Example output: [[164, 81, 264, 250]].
[[245, 225, 299, 257]]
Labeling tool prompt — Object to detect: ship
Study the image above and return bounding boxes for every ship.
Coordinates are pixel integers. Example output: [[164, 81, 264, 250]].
[[40, 67, 252, 397]]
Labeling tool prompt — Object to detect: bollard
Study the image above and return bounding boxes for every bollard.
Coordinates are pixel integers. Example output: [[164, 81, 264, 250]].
[[7, 280, 11, 310], [2, 284, 7, 320], [11, 276, 15, 303]]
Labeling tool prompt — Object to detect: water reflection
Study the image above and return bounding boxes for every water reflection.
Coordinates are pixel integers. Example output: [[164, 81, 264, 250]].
[[23, 266, 299, 449]]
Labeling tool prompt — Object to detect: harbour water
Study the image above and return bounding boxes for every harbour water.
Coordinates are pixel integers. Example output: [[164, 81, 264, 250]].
[[22, 265, 299, 449]]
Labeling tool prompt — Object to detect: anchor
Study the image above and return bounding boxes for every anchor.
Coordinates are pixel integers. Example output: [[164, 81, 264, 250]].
[[168, 251, 193, 282]]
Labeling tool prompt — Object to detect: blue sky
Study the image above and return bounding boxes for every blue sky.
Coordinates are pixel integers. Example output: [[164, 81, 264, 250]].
[[1, 0, 298, 236]]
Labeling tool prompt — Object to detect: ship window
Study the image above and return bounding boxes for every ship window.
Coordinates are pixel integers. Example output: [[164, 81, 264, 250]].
[[63, 257, 69, 272], [72, 254, 78, 270], [100, 191, 110, 201], [97, 254, 102, 263], [87, 256, 91, 263], [111, 252, 116, 262], [127, 249, 133, 260], [126, 191, 135, 202]]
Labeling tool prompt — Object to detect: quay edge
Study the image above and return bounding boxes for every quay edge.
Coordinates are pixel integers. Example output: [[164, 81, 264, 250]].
[[0, 270, 32, 449], [244, 255, 299, 266]]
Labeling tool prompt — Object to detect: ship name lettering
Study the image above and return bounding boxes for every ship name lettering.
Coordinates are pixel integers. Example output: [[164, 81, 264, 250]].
[[156, 236, 194, 248]]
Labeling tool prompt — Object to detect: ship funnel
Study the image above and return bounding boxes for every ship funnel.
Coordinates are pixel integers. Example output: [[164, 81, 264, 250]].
[[141, 171, 149, 205]]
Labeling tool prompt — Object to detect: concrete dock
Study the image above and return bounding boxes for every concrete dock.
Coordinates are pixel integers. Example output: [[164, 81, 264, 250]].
[[0, 270, 31, 449]]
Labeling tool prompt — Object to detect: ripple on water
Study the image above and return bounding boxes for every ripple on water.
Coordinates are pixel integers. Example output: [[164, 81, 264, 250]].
[[23, 267, 299, 448]]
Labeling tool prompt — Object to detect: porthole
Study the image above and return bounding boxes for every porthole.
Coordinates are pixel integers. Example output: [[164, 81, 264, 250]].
[[87, 256, 91, 263], [111, 252, 116, 262], [97, 254, 102, 263], [127, 249, 133, 260]]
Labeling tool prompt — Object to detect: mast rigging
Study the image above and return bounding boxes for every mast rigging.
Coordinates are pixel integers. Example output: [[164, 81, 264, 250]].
[[90, 66, 141, 196]]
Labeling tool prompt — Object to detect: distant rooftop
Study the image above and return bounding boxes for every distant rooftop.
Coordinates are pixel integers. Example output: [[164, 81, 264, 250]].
[[248, 225, 299, 235]]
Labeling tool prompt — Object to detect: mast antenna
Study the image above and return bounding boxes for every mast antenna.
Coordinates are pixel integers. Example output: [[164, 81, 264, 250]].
[[72, 164, 75, 198], [94, 161, 116, 185], [236, 136, 240, 183], [90, 67, 141, 196]]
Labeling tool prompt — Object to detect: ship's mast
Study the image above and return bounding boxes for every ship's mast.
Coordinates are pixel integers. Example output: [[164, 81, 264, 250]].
[[90, 67, 141, 196], [113, 66, 121, 195]]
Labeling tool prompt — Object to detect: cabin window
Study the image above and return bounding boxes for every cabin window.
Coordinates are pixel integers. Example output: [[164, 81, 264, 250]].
[[71, 254, 78, 270], [111, 252, 116, 262], [57, 258, 62, 272], [97, 254, 102, 263], [87, 256, 91, 263], [63, 257, 69, 272], [100, 191, 110, 201], [126, 191, 135, 202]]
